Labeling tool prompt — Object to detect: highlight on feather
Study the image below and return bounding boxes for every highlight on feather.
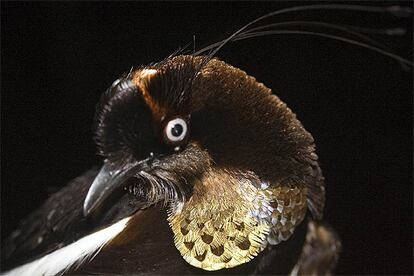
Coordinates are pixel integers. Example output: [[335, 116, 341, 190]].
[[1, 217, 131, 276]]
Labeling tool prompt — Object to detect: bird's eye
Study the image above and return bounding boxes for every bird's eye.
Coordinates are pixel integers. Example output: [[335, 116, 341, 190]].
[[164, 118, 188, 143]]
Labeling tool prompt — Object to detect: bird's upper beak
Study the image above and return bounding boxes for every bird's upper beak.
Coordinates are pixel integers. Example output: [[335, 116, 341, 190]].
[[83, 159, 150, 217]]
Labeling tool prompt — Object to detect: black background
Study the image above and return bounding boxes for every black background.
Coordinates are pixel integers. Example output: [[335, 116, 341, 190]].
[[1, 1, 412, 275]]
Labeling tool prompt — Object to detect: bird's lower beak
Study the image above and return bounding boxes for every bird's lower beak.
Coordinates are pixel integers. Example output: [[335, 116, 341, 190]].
[[83, 160, 149, 217]]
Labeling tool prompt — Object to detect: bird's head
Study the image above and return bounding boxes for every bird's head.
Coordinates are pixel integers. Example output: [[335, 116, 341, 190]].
[[84, 55, 324, 271]]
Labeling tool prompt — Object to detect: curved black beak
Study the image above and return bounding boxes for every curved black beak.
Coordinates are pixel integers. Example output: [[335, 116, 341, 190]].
[[83, 160, 149, 217]]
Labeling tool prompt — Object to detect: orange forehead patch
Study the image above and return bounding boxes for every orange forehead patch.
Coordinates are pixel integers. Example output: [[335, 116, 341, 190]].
[[132, 69, 166, 121]]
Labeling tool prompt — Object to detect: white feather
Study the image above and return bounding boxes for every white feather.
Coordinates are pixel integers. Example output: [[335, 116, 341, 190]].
[[2, 216, 131, 276]]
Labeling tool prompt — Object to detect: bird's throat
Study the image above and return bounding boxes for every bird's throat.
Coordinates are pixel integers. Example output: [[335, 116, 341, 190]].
[[167, 169, 273, 271]]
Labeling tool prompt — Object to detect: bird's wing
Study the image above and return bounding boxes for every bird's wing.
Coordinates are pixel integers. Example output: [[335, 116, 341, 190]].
[[1, 168, 146, 270], [290, 220, 342, 276], [2, 169, 98, 269], [72, 206, 192, 275]]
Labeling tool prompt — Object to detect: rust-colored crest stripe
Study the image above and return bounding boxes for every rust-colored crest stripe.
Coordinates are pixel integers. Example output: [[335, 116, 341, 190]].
[[132, 69, 166, 121]]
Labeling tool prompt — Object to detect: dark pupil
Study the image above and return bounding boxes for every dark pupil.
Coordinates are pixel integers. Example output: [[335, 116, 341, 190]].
[[171, 124, 183, 137]]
